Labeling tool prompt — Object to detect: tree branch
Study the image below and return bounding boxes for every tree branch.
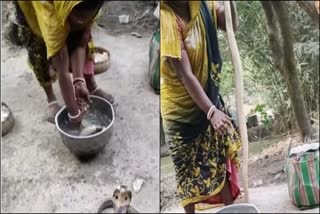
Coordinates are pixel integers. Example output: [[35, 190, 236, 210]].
[[272, 1, 296, 75], [271, 1, 314, 139], [261, 1, 284, 72]]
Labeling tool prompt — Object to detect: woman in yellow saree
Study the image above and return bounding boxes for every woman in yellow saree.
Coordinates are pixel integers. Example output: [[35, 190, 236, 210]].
[[13, 0, 114, 124], [161, 1, 241, 212]]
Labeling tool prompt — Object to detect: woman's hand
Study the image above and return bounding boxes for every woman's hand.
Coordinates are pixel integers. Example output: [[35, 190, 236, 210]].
[[215, 1, 238, 32], [74, 82, 91, 112], [68, 111, 84, 129], [210, 109, 232, 136]]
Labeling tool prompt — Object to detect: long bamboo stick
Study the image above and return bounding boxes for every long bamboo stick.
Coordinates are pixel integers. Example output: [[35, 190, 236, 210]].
[[224, 1, 249, 202]]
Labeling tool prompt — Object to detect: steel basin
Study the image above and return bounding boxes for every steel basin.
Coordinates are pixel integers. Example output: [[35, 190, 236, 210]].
[[215, 203, 260, 213], [55, 95, 114, 157]]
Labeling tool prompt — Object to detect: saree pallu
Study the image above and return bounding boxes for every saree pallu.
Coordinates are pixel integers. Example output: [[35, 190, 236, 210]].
[[160, 1, 242, 210], [14, 1, 96, 86]]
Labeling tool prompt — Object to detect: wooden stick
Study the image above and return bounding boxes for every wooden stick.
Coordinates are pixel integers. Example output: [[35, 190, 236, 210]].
[[224, 1, 249, 202]]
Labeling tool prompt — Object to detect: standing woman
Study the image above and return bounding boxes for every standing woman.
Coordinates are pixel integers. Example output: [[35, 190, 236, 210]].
[[13, 0, 114, 124], [161, 1, 241, 212]]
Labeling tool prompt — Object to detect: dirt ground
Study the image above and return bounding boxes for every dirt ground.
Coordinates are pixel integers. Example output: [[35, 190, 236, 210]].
[[97, 1, 158, 36], [160, 133, 320, 213], [1, 2, 160, 213], [162, 183, 320, 213]]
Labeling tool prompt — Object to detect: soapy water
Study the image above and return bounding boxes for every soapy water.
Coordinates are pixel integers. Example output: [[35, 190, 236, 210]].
[[60, 108, 112, 137]]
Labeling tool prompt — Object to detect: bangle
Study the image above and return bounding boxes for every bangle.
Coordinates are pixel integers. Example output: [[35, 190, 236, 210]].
[[207, 105, 216, 120], [68, 109, 81, 120], [74, 81, 86, 88], [73, 78, 85, 85], [90, 87, 99, 94]]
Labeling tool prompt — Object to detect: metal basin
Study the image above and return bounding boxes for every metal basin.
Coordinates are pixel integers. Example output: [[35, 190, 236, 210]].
[[215, 203, 260, 213], [2, 102, 15, 136], [55, 95, 114, 157]]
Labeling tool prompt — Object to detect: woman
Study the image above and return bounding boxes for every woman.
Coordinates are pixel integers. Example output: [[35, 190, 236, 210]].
[[14, 0, 114, 124], [161, 1, 241, 212]]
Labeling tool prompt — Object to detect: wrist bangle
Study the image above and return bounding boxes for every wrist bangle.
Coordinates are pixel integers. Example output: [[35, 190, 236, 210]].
[[90, 87, 99, 94], [68, 109, 81, 120], [74, 81, 86, 88], [73, 78, 85, 85], [207, 105, 216, 120]]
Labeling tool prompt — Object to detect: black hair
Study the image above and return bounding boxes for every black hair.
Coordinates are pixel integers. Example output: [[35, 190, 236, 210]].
[[74, 0, 104, 12]]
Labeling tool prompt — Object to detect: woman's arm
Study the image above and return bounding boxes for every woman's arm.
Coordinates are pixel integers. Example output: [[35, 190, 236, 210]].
[[70, 26, 91, 79], [69, 27, 92, 106], [70, 46, 86, 79], [52, 45, 79, 118], [168, 42, 231, 134], [215, 1, 238, 32], [168, 44, 213, 115]]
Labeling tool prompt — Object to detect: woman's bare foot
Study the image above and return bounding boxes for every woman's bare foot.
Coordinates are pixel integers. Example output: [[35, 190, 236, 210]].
[[84, 75, 114, 104], [90, 88, 114, 104], [47, 101, 61, 124]]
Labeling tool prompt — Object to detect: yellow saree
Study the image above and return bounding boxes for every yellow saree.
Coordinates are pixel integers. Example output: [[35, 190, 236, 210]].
[[15, 1, 99, 86], [17, 1, 99, 59], [161, 1, 212, 125], [160, 1, 242, 210]]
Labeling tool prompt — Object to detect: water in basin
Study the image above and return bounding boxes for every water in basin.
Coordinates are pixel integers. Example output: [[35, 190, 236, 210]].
[[60, 107, 112, 136]]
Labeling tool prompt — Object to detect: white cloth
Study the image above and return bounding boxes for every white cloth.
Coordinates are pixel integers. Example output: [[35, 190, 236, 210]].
[[290, 142, 319, 156]]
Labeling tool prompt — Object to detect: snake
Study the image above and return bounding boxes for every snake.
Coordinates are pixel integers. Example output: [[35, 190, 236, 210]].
[[97, 185, 139, 213]]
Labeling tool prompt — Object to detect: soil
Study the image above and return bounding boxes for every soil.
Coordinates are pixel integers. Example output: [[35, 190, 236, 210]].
[[161, 174, 180, 211], [162, 183, 320, 213], [97, 1, 158, 36]]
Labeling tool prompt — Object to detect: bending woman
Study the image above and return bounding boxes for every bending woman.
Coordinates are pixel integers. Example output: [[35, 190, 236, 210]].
[[14, 0, 114, 124], [161, 1, 241, 212]]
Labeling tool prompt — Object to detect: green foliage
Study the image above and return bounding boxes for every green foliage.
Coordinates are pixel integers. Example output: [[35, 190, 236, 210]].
[[253, 104, 272, 130], [218, 1, 319, 133]]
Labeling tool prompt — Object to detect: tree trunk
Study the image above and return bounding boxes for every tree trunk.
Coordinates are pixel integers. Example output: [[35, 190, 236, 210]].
[[261, 1, 314, 140], [296, 1, 319, 28]]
